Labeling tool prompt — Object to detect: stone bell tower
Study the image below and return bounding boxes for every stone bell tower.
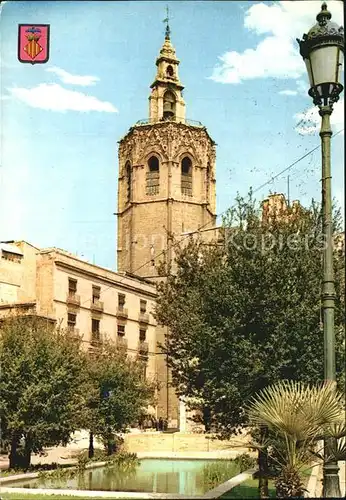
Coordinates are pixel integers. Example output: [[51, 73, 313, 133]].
[[117, 23, 216, 280], [117, 21, 216, 426]]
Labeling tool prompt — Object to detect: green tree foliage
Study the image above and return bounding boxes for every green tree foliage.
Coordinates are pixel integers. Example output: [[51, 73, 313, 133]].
[[155, 194, 345, 437], [85, 342, 155, 457], [0, 315, 88, 469]]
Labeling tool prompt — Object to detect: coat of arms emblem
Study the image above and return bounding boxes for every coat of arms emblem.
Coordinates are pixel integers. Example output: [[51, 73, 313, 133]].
[[18, 24, 50, 64]]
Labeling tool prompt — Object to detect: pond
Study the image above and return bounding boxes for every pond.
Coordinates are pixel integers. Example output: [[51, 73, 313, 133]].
[[12, 459, 240, 495]]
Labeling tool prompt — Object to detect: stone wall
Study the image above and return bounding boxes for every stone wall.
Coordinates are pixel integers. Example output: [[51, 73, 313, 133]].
[[123, 432, 251, 454]]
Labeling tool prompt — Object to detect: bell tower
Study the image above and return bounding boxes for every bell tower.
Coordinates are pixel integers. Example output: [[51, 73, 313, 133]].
[[117, 20, 216, 427], [117, 23, 216, 281], [149, 22, 186, 123]]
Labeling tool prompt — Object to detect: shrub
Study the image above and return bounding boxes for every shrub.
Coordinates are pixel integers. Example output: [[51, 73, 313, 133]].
[[203, 460, 240, 490], [234, 452, 257, 472]]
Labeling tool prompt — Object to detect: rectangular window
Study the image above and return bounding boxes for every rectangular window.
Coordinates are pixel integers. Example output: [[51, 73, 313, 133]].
[[139, 329, 146, 342], [141, 362, 147, 380], [140, 300, 147, 313], [68, 278, 77, 295], [117, 324, 125, 337], [92, 318, 100, 334], [118, 293, 126, 309], [1, 251, 22, 263], [67, 313, 76, 328], [92, 285, 101, 303]]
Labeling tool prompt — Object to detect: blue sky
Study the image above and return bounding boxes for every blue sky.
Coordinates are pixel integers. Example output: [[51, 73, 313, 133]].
[[0, 0, 344, 270]]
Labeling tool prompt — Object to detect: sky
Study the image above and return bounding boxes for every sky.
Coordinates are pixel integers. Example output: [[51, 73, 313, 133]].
[[0, 0, 344, 270]]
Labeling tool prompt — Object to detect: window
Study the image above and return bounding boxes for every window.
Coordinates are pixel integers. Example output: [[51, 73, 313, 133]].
[[140, 300, 147, 314], [118, 293, 126, 309], [1, 251, 22, 263], [206, 163, 211, 200], [141, 361, 147, 380], [146, 156, 160, 195], [163, 90, 176, 120], [181, 157, 192, 196], [125, 161, 132, 203], [67, 313, 76, 330], [92, 285, 101, 304], [139, 329, 146, 342], [68, 278, 77, 296], [117, 324, 125, 337], [92, 318, 100, 334], [166, 65, 174, 77]]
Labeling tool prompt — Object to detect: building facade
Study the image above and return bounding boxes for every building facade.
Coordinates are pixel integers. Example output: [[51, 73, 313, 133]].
[[0, 241, 157, 393]]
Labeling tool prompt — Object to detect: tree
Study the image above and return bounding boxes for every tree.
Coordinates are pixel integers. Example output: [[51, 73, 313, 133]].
[[85, 341, 155, 458], [247, 379, 346, 498], [0, 315, 88, 469], [155, 194, 345, 495]]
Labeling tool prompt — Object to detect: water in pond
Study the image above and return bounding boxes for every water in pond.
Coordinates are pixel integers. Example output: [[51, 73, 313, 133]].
[[13, 459, 238, 495]]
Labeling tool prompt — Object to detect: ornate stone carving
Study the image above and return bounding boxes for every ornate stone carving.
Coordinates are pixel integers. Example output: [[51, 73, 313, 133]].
[[119, 122, 215, 169]]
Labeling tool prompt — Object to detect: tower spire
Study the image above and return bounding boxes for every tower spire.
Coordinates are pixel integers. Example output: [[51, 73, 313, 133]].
[[163, 5, 171, 40]]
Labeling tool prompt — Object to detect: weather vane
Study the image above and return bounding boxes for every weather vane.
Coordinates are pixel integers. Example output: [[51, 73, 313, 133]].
[[163, 5, 171, 39]]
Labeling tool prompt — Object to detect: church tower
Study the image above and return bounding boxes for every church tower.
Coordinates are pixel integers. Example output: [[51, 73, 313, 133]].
[[117, 21, 216, 426], [117, 22, 216, 280]]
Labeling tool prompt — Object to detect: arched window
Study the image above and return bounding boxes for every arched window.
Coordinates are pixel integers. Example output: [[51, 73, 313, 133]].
[[166, 65, 174, 77], [181, 157, 192, 196], [125, 161, 132, 203], [206, 163, 211, 201], [146, 156, 160, 195], [163, 91, 176, 120]]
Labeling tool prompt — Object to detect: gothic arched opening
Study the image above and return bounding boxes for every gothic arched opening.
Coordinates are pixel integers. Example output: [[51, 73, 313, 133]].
[[163, 90, 176, 120], [166, 65, 174, 78], [125, 161, 132, 203], [146, 156, 160, 195], [181, 157, 192, 196], [206, 163, 211, 201]]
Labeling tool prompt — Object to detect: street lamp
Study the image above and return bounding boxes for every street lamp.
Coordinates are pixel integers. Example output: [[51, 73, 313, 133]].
[[297, 3, 344, 498]]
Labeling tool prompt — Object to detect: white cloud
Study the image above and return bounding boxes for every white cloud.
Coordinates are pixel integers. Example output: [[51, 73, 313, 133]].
[[211, 1, 343, 84], [294, 98, 344, 135], [46, 66, 100, 86], [8, 83, 118, 113], [279, 89, 298, 96]]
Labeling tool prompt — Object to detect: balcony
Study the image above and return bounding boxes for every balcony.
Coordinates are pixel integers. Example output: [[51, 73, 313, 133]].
[[117, 336, 128, 353], [138, 312, 149, 324], [91, 299, 104, 312], [138, 341, 149, 357], [66, 293, 80, 306], [116, 307, 128, 319], [135, 117, 204, 128]]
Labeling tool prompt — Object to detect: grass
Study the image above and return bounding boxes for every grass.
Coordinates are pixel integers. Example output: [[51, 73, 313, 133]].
[[220, 466, 313, 499], [219, 478, 277, 499]]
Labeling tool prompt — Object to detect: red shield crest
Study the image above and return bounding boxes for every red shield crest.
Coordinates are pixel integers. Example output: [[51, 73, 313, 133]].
[[18, 24, 50, 64]]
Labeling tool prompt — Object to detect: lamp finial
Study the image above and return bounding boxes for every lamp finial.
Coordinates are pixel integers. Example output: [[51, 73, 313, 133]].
[[317, 2, 332, 26]]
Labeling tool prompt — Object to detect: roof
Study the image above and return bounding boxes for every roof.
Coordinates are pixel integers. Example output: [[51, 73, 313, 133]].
[[0, 243, 24, 256]]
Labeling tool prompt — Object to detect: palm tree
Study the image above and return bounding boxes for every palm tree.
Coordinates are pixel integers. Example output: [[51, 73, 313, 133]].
[[246, 380, 345, 498]]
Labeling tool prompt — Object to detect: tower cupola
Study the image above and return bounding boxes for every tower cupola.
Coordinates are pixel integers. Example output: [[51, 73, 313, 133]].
[[149, 18, 185, 123]]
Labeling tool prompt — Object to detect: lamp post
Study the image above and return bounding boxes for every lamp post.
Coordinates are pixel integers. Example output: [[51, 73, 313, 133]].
[[297, 3, 344, 498]]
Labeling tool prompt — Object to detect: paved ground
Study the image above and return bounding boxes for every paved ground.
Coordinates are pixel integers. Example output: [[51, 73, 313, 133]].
[[0, 431, 104, 470]]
